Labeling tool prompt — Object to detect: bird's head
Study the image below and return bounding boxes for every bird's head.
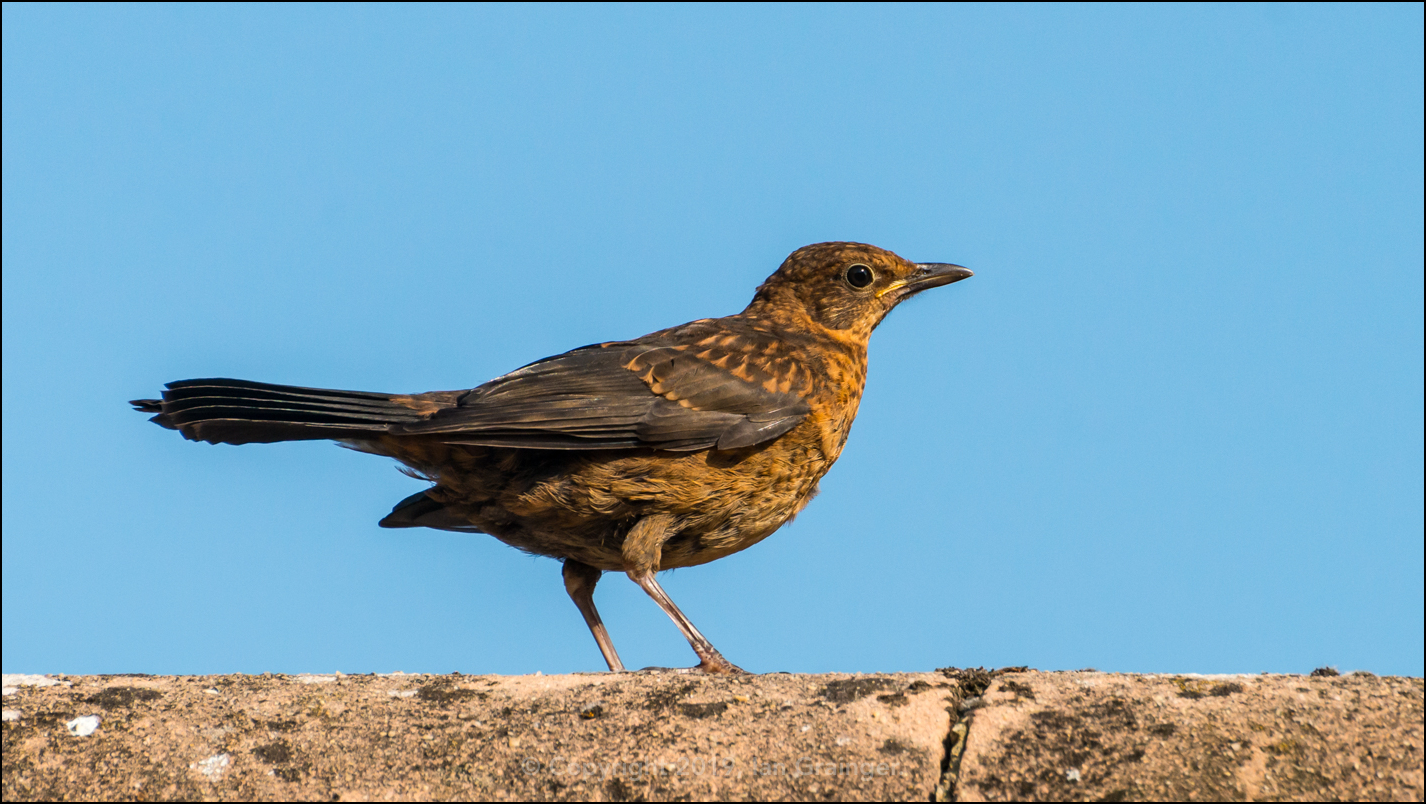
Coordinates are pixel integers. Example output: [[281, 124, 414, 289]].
[[744, 242, 972, 342]]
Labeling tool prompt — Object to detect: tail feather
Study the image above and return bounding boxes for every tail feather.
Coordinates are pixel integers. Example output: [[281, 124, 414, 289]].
[[131, 378, 432, 445], [377, 490, 483, 532]]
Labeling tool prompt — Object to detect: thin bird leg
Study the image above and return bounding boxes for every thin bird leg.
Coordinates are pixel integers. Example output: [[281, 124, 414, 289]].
[[622, 513, 745, 674], [562, 559, 625, 672], [627, 569, 744, 674]]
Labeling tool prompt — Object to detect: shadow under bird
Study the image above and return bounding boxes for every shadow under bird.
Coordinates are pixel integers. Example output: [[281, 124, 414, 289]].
[[131, 242, 972, 673]]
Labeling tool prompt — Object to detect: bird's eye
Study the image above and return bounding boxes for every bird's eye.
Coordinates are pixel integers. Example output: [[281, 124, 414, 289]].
[[845, 264, 874, 289]]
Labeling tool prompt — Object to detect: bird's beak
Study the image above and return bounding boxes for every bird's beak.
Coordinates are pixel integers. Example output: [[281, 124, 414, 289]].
[[878, 263, 973, 299], [910, 263, 973, 289]]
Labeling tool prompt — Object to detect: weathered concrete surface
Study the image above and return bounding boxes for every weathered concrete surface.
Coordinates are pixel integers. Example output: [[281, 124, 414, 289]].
[[2, 671, 959, 801], [953, 671, 1424, 802], [3, 669, 1421, 801]]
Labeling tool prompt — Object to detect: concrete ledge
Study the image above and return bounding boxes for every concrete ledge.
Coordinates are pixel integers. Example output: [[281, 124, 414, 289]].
[[953, 671, 1424, 802], [2, 669, 1420, 801]]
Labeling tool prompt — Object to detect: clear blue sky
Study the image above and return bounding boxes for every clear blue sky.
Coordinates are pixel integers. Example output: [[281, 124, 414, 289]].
[[4, 4, 1421, 678]]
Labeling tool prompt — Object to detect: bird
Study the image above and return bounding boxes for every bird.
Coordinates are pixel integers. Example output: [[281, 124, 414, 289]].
[[131, 242, 972, 673]]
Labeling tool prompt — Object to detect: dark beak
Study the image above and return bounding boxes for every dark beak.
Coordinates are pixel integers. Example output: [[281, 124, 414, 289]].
[[912, 263, 969, 285], [902, 263, 973, 295]]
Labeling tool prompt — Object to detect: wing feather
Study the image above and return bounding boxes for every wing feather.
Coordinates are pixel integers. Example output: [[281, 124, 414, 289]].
[[400, 324, 811, 451]]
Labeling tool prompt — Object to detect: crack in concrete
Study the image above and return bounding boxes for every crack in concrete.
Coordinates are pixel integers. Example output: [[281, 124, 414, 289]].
[[931, 666, 1029, 802], [934, 718, 969, 801]]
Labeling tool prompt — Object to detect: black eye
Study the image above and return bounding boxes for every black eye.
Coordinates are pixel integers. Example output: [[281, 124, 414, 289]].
[[845, 263, 874, 289]]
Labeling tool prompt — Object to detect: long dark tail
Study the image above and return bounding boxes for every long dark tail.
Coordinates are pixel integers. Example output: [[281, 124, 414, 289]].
[[130, 378, 434, 446]]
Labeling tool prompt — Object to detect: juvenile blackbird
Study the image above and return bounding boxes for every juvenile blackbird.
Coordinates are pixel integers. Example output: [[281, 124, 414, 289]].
[[131, 242, 971, 673]]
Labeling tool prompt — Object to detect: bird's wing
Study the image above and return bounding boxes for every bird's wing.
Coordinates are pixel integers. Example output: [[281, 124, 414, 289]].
[[400, 324, 812, 451]]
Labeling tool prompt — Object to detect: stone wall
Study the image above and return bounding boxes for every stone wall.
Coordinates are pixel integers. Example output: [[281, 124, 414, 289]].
[[3, 669, 1421, 801]]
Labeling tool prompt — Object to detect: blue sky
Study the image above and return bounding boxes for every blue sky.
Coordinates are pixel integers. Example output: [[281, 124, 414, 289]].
[[3, 4, 1421, 678]]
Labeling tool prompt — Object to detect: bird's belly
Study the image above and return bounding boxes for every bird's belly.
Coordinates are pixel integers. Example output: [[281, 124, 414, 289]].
[[427, 421, 835, 572]]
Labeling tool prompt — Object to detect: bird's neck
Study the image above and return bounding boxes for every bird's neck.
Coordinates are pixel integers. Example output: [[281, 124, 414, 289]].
[[740, 294, 876, 353]]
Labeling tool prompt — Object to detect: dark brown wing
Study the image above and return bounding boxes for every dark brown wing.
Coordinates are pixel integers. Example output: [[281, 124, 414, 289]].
[[399, 321, 812, 451]]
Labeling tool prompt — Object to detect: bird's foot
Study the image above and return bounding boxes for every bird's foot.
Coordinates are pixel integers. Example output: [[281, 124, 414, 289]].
[[634, 657, 747, 675], [694, 658, 747, 674]]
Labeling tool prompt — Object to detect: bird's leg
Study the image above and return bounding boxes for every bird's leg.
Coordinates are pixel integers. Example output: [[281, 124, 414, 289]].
[[628, 570, 745, 674], [623, 515, 746, 674], [562, 559, 625, 672]]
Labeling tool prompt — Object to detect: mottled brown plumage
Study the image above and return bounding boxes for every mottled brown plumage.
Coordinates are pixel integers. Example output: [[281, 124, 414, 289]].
[[131, 242, 971, 673]]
